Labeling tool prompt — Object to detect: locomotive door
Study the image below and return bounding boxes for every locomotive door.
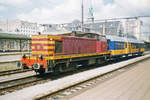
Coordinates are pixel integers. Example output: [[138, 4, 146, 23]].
[[107, 39, 110, 52]]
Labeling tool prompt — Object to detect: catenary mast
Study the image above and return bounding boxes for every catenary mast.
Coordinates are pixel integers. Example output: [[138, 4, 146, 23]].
[[81, 0, 84, 32]]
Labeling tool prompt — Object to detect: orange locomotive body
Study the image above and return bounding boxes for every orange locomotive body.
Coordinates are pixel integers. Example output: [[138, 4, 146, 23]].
[[19, 32, 109, 74]]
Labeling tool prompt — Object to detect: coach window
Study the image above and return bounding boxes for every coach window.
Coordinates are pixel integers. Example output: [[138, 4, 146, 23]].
[[119, 42, 121, 49], [115, 42, 117, 50], [123, 43, 125, 49], [134, 43, 137, 49], [137, 44, 139, 48], [137, 43, 139, 49], [120, 43, 122, 49], [116, 42, 118, 49], [132, 43, 134, 49], [120, 42, 122, 49], [121, 42, 124, 49], [124, 43, 127, 48], [122, 42, 124, 49], [140, 43, 143, 49], [118, 42, 120, 49], [55, 41, 62, 53], [132, 43, 134, 48]]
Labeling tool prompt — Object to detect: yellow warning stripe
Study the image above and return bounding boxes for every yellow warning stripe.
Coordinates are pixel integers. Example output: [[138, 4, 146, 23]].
[[31, 46, 35, 49], [27, 52, 108, 60], [32, 35, 61, 39], [110, 49, 127, 55], [32, 41, 55, 44], [31, 46, 54, 50], [32, 51, 54, 55], [45, 52, 108, 60], [43, 46, 55, 49]]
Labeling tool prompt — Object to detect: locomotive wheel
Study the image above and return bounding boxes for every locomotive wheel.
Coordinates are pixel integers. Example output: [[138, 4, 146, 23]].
[[22, 64, 29, 69], [39, 67, 45, 75], [59, 66, 63, 72], [54, 65, 61, 73]]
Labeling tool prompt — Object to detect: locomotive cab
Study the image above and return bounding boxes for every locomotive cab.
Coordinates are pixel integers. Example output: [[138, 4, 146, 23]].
[[19, 35, 61, 74]]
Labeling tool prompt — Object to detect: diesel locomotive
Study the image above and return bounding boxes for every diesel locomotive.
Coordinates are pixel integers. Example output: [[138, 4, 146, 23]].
[[17, 32, 145, 74]]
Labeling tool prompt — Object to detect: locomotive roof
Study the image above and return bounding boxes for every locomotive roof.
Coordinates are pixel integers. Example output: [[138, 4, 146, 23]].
[[47, 31, 104, 37], [106, 35, 144, 43]]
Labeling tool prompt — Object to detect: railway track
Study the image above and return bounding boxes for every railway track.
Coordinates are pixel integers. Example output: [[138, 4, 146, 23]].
[[0, 61, 111, 95], [0, 74, 47, 95], [0, 54, 149, 96], [0, 64, 100, 96], [38, 57, 150, 100], [0, 52, 148, 77], [0, 69, 32, 76], [0, 69, 90, 96]]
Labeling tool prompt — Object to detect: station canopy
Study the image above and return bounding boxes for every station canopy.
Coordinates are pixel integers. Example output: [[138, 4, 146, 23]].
[[0, 32, 31, 39]]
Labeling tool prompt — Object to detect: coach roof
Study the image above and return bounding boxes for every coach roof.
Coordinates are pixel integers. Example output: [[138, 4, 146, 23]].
[[106, 35, 144, 44], [106, 35, 126, 42]]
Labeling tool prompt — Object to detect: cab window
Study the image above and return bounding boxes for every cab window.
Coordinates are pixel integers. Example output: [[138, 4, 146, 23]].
[[55, 41, 62, 53]]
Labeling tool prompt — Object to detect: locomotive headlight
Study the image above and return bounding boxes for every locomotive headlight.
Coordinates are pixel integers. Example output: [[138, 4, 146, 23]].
[[38, 55, 43, 60], [33, 63, 40, 69]]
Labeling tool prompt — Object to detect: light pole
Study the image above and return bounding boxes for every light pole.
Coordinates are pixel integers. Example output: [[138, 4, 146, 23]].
[[81, 0, 84, 32]]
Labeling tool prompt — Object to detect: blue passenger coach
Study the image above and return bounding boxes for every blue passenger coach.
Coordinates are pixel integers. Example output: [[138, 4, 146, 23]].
[[106, 35, 145, 58]]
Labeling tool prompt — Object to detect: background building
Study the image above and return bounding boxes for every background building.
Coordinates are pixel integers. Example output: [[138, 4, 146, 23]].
[[0, 19, 38, 35], [0, 18, 149, 42]]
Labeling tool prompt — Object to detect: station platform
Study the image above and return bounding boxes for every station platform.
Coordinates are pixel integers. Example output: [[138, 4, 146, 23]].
[[0, 52, 29, 56], [70, 58, 150, 100], [0, 55, 21, 63], [0, 52, 30, 63]]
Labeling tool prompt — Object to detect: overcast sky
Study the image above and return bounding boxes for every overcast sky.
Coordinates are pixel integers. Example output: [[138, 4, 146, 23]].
[[0, 0, 150, 24]]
